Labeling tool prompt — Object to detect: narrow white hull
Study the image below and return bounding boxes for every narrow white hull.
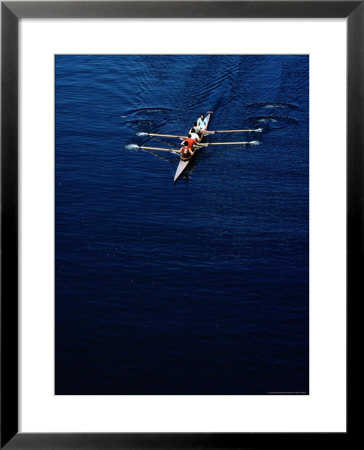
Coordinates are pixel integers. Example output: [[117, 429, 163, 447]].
[[173, 160, 190, 181], [173, 112, 212, 182]]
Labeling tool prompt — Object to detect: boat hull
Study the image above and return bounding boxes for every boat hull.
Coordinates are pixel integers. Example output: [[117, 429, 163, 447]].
[[173, 111, 212, 182]]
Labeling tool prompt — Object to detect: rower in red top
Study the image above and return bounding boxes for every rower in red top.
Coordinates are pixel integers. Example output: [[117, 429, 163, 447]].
[[178, 133, 198, 160], [179, 145, 193, 161], [183, 133, 198, 150]]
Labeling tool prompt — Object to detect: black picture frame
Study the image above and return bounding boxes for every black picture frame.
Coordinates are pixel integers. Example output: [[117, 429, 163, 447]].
[[1, 1, 357, 448]]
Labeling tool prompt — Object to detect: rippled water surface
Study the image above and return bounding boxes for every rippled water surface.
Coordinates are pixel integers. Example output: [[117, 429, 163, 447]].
[[56, 55, 309, 394]]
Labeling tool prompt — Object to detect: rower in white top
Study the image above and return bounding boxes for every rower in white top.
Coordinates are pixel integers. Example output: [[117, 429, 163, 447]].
[[197, 113, 208, 131], [188, 126, 201, 143]]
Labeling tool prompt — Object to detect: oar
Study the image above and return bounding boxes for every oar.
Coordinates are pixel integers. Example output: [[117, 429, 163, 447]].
[[199, 141, 257, 146], [140, 145, 179, 153], [145, 133, 187, 139], [140, 148, 175, 163], [207, 128, 262, 134]]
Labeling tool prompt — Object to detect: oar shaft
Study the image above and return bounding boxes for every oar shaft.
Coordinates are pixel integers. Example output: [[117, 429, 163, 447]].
[[199, 141, 254, 146], [148, 133, 186, 139], [213, 129, 258, 133], [140, 146, 178, 152]]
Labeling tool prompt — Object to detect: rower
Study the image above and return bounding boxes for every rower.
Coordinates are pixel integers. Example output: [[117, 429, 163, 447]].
[[179, 145, 194, 161], [179, 133, 198, 160], [197, 114, 208, 131], [189, 122, 203, 139], [189, 128, 201, 143], [182, 133, 198, 151], [190, 122, 201, 134]]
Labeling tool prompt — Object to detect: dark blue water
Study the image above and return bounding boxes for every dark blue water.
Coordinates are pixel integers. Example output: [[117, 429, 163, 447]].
[[55, 55, 309, 395]]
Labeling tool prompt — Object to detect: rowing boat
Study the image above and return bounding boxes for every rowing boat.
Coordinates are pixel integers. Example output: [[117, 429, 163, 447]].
[[137, 112, 260, 180], [173, 111, 213, 182]]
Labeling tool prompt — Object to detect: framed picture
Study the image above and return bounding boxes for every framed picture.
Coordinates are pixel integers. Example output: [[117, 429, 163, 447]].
[[1, 1, 355, 448]]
